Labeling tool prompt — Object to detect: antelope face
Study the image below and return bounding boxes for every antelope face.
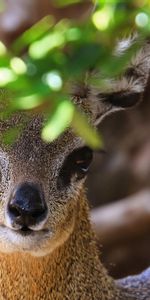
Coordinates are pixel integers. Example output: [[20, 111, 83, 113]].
[[0, 116, 93, 256], [0, 37, 149, 256]]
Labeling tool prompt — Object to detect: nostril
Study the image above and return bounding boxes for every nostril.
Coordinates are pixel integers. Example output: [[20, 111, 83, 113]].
[[8, 204, 21, 218], [21, 226, 32, 232], [31, 209, 46, 219]]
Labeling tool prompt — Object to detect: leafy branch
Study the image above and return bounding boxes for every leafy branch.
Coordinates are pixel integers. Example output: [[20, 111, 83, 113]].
[[0, 0, 150, 147]]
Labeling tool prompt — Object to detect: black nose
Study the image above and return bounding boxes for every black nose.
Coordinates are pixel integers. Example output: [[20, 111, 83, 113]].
[[7, 182, 48, 229]]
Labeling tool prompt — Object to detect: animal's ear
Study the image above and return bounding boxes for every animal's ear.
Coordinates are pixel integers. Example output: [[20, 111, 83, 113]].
[[87, 38, 150, 125]]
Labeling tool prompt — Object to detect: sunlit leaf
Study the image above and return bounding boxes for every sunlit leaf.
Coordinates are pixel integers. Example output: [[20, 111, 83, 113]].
[[0, 68, 16, 87], [0, 41, 7, 56], [42, 99, 74, 142], [42, 71, 63, 91], [72, 110, 103, 149], [29, 31, 65, 59], [13, 94, 43, 110], [92, 7, 113, 31], [13, 16, 54, 53], [10, 57, 27, 75]]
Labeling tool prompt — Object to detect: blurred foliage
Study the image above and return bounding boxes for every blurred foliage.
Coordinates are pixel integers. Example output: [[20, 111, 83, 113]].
[[0, 0, 150, 147]]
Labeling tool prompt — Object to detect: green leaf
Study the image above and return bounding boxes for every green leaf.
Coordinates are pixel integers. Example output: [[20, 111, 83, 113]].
[[1, 0, 150, 148], [12, 94, 43, 110], [42, 99, 74, 142], [13, 16, 54, 53], [72, 110, 103, 149], [0, 67, 17, 87]]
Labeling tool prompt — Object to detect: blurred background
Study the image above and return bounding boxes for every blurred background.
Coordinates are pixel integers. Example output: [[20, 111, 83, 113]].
[[1, 0, 150, 279], [88, 89, 150, 278]]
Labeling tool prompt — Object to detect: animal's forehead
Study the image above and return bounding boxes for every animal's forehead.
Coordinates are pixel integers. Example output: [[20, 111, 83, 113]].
[[0, 114, 83, 157]]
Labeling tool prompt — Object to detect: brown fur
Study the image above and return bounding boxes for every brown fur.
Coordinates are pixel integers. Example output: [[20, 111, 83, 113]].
[[0, 193, 120, 300]]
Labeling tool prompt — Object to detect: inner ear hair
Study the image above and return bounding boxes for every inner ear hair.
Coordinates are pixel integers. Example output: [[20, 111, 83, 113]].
[[72, 37, 150, 125], [99, 91, 142, 108], [99, 37, 150, 108], [88, 37, 150, 126]]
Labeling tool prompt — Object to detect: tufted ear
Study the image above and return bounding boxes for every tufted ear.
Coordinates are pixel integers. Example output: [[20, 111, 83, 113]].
[[87, 38, 150, 125]]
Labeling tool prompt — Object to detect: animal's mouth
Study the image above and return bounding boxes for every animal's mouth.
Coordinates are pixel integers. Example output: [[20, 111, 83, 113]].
[[0, 224, 52, 254], [11, 226, 49, 237], [0, 224, 50, 240], [18, 226, 37, 236]]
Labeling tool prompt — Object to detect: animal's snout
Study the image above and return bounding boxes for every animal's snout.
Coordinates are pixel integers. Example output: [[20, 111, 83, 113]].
[[7, 182, 48, 230]]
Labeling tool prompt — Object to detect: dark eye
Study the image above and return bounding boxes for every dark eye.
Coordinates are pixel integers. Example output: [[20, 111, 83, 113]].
[[58, 146, 93, 188], [73, 146, 93, 177]]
